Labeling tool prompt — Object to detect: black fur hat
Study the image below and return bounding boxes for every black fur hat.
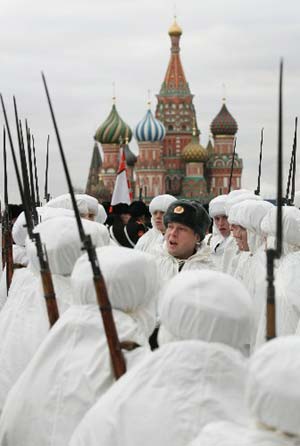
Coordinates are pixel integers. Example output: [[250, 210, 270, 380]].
[[129, 201, 150, 219], [163, 200, 211, 241], [112, 203, 130, 215]]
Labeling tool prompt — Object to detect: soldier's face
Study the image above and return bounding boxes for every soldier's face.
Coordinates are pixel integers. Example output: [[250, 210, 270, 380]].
[[231, 224, 249, 251], [153, 210, 165, 233], [214, 215, 230, 237], [165, 222, 200, 259]]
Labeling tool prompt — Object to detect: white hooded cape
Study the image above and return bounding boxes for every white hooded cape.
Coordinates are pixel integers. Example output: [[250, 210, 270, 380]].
[[69, 341, 249, 446]]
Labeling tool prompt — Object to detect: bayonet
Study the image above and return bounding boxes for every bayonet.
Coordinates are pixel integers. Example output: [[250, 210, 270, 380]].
[[2, 126, 13, 293], [44, 135, 50, 202], [254, 128, 264, 195], [228, 137, 237, 193], [32, 135, 41, 207]]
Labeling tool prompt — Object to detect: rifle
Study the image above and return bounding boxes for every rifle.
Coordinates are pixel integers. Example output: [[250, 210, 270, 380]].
[[32, 135, 41, 207], [228, 137, 237, 193], [266, 60, 283, 340], [2, 127, 13, 293], [254, 128, 264, 195], [44, 135, 50, 202], [1, 94, 59, 327], [25, 121, 38, 220], [42, 72, 126, 380], [289, 117, 297, 205]]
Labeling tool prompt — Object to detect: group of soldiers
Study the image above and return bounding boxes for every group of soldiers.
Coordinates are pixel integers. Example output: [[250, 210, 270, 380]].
[[0, 186, 300, 446]]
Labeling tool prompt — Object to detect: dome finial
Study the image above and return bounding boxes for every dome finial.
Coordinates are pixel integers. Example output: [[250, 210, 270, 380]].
[[147, 89, 151, 109], [222, 83, 226, 103], [192, 117, 196, 136], [112, 81, 116, 104], [168, 9, 182, 36]]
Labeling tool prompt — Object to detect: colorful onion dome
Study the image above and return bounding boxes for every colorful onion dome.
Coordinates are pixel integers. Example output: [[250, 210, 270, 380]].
[[124, 142, 137, 167], [168, 18, 182, 37], [210, 101, 238, 136], [134, 108, 166, 142], [182, 131, 208, 163], [95, 103, 132, 144]]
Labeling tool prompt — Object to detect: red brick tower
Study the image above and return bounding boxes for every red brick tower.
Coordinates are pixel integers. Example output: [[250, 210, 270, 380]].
[[155, 18, 199, 196], [181, 127, 209, 201], [206, 99, 243, 195]]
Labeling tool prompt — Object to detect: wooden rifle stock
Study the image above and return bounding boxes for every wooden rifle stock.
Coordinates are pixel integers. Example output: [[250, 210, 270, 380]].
[[40, 269, 60, 327], [93, 276, 126, 379], [266, 249, 276, 340], [4, 221, 13, 292]]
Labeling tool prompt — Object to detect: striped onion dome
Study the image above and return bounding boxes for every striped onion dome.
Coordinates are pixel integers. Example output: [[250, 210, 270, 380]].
[[94, 103, 132, 144], [182, 132, 208, 163], [210, 101, 238, 136], [134, 108, 166, 142]]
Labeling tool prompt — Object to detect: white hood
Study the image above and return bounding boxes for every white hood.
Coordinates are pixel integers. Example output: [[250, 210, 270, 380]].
[[228, 199, 273, 254], [26, 217, 110, 276], [247, 336, 300, 436], [158, 270, 254, 353]]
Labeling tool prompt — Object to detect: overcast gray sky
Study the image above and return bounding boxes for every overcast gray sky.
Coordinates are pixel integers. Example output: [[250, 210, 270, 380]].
[[1, 0, 300, 202]]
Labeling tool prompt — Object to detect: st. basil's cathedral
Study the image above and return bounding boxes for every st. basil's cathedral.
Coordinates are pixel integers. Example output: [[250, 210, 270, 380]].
[[86, 18, 243, 204]]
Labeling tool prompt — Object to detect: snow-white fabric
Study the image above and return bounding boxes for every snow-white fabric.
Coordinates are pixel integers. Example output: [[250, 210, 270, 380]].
[[158, 270, 254, 353], [209, 194, 227, 218], [69, 341, 249, 446], [12, 206, 74, 247], [190, 420, 300, 446], [149, 194, 177, 215], [156, 242, 214, 286], [260, 207, 300, 336], [247, 336, 300, 436], [220, 235, 239, 274], [261, 205, 300, 247], [26, 217, 110, 276], [45, 193, 89, 215], [135, 226, 164, 254], [0, 245, 29, 312], [95, 203, 107, 224], [228, 199, 273, 254], [225, 191, 262, 216], [0, 217, 110, 414], [76, 194, 98, 216], [0, 247, 159, 446], [294, 190, 300, 208]]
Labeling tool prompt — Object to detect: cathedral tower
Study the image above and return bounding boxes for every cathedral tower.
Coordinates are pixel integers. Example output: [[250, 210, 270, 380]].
[[206, 99, 243, 195], [155, 18, 199, 196]]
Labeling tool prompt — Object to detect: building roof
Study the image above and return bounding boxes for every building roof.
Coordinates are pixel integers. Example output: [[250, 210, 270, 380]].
[[94, 103, 132, 144], [182, 133, 208, 163], [210, 102, 238, 136], [134, 107, 166, 142]]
